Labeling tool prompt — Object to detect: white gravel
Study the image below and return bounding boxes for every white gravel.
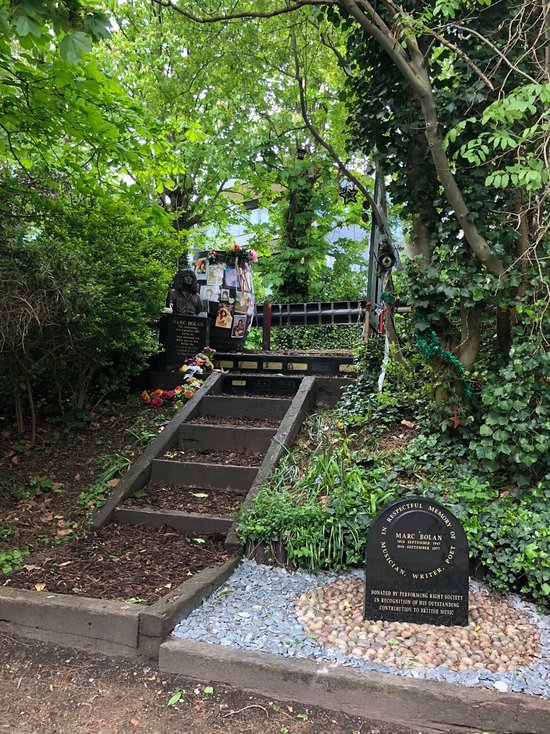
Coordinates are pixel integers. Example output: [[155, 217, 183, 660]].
[[172, 560, 550, 698]]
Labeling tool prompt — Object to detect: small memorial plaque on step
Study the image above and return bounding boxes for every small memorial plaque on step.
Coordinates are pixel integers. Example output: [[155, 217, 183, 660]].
[[365, 497, 469, 626]]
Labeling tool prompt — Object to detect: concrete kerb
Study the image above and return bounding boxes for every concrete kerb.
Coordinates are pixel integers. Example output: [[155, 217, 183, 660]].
[[159, 638, 550, 734]]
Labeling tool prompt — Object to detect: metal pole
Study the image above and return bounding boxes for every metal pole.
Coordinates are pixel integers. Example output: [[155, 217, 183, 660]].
[[262, 302, 272, 350]]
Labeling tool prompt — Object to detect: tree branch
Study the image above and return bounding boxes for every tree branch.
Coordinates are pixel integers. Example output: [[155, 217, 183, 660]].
[[449, 23, 539, 85], [426, 30, 495, 91], [290, 24, 394, 243], [151, 0, 335, 23]]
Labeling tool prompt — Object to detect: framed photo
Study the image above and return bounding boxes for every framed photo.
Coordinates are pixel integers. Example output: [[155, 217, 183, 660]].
[[215, 302, 234, 329], [195, 259, 208, 278], [235, 290, 249, 313], [231, 314, 247, 339], [200, 285, 219, 302], [207, 265, 224, 286], [224, 267, 238, 289]]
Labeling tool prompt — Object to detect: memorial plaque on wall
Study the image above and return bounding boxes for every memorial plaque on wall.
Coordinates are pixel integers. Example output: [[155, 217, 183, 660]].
[[365, 497, 469, 626], [164, 315, 209, 369]]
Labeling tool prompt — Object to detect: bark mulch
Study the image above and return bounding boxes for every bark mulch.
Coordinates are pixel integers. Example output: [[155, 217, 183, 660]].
[[2, 523, 230, 605], [189, 415, 281, 428], [126, 484, 244, 515], [163, 448, 264, 466]]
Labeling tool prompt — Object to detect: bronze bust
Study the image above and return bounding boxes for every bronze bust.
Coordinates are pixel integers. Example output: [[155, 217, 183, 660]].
[[167, 269, 203, 315]]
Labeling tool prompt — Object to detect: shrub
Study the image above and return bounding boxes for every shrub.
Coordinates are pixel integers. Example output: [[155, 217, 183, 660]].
[[0, 194, 180, 431]]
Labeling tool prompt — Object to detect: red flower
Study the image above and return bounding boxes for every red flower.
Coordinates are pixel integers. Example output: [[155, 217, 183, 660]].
[[150, 396, 163, 407]]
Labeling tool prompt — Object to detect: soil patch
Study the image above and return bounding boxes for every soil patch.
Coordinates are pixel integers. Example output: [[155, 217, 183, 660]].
[[0, 402, 177, 554], [164, 448, 264, 466], [190, 415, 281, 428], [2, 523, 229, 604], [345, 422, 419, 456], [126, 485, 244, 515], [0, 632, 428, 734]]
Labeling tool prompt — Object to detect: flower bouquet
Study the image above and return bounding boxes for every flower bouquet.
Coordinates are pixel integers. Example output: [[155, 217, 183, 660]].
[[140, 348, 216, 407]]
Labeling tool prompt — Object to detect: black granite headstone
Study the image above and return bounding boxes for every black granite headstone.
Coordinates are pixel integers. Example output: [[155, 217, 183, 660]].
[[365, 497, 469, 626], [163, 315, 209, 369]]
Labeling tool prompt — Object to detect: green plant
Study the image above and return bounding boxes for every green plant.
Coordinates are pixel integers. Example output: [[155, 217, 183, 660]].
[[0, 523, 12, 541], [472, 340, 549, 486], [0, 547, 29, 574], [237, 438, 401, 571], [272, 324, 363, 352], [337, 339, 428, 434], [78, 454, 132, 512]]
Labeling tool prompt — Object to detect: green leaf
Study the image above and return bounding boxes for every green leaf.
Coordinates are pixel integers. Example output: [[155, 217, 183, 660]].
[[13, 14, 42, 38], [59, 32, 92, 64], [0, 8, 11, 36], [167, 689, 184, 706], [203, 686, 214, 695]]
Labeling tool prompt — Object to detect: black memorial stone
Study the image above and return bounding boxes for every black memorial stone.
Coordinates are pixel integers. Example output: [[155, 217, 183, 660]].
[[162, 314, 209, 369], [365, 497, 469, 626]]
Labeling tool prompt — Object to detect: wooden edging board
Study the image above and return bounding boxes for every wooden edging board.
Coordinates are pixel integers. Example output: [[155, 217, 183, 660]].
[[0, 586, 144, 657], [225, 376, 317, 549], [138, 554, 241, 659], [159, 638, 550, 734], [114, 506, 233, 534], [0, 555, 241, 660], [150, 460, 257, 491], [92, 371, 224, 530]]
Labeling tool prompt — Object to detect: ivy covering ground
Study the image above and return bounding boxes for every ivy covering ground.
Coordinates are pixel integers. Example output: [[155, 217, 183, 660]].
[[237, 339, 550, 611]]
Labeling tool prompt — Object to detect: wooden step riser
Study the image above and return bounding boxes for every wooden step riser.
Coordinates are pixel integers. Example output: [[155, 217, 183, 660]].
[[150, 460, 257, 491], [114, 507, 232, 534], [199, 396, 291, 420], [178, 424, 275, 453]]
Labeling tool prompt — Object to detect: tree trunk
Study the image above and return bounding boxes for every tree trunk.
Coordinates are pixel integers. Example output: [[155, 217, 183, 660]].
[[14, 393, 24, 435], [410, 218, 432, 262], [458, 303, 481, 372], [23, 366, 36, 447], [341, 1, 506, 278]]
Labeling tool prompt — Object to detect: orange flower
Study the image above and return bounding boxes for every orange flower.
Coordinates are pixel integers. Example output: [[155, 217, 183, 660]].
[[184, 388, 195, 399], [139, 390, 151, 404]]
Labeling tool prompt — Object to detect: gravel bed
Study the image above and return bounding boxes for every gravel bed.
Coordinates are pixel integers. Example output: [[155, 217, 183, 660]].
[[173, 560, 550, 698]]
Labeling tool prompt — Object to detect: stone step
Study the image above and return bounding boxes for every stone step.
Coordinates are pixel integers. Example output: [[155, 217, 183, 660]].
[[178, 424, 276, 453], [150, 460, 257, 491], [199, 395, 291, 420], [113, 506, 232, 534]]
